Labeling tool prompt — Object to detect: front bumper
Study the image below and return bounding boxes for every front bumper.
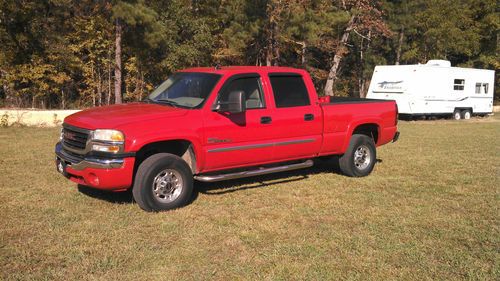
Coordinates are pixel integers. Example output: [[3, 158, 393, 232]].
[[56, 142, 124, 170], [55, 142, 135, 190]]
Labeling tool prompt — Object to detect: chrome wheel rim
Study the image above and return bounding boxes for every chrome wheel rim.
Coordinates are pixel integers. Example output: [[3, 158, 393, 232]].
[[152, 169, 183, 203], [354, 145, 371, 170]]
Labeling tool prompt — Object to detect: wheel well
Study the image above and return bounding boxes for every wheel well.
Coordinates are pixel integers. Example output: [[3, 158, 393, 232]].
[[352, 124, 379, 144], [455, 107, 473, 113], [134, 140, 197, 176]]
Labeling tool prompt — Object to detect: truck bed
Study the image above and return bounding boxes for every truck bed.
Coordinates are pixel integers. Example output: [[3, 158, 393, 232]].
[[321, 96, 394, 105], [318, 96, 398, 155]]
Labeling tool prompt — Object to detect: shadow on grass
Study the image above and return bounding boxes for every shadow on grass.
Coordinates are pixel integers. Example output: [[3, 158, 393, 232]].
[[77, 185, 134, 204], [76, 157, 381, 205], [196, 158, 343, 196]]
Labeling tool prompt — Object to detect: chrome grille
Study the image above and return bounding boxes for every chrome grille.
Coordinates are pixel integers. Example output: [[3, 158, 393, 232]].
[[62, 124, 90, 152]]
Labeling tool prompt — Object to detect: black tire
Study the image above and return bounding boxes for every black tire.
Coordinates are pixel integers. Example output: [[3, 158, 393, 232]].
[[339, 134, 376, 177], [132, 153, 193, 212], [453, 109, 462, 120]]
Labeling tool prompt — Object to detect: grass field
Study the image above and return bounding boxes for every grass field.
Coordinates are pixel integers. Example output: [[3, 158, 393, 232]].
[[1, 116, 499, 280]]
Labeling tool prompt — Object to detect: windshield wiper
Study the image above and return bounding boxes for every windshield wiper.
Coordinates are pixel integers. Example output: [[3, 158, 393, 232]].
[[154, 99, 181, 107]]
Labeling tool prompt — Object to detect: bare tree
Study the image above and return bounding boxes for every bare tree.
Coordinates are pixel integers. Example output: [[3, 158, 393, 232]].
[[324, 0, 390, 96], [114, 19, 123, 104]]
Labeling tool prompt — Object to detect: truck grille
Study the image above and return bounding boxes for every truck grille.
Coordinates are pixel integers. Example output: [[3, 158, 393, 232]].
[[62, 124, 90, 152]]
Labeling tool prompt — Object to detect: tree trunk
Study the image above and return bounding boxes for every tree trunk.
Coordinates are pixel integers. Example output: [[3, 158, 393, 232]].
[[107, 46, 112, 105], [395, 28, 404, 65], [114, 19, 123, 104], [324, 15, 356, 96], [265, 3, 280, 66], [3, 85, 14, 108], [273, 40, 280, 66], [265, 39, 273, 66], [358, 30, 371, 98], [61, 89, 65, 109], [301, 41, 306, 66], [139, 71, 144, 101], [98, 71, 102, 106], [272, 20, 280, 66], [1, 70, 15, 107], [358, 37, 365, 98], [91, 64, 96, 106], [360, 80, 370, 98]]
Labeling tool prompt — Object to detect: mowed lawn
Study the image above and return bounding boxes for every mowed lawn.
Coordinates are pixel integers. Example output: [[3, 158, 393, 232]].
[[1, 116, 499, 280]]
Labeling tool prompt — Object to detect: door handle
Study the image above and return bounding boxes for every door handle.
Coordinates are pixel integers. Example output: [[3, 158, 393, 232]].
[[260, 116, 272, 124], [304, 114, 314, 121]]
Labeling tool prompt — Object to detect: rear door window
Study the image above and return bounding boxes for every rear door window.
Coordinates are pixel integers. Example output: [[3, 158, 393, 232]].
[[269, 74, 310, 108]]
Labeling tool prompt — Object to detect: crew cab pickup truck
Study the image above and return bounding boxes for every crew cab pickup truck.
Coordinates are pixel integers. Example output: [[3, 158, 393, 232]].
[[56, 66, 399, 212]]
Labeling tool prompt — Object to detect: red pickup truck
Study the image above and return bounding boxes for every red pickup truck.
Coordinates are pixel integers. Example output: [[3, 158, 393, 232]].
[[56, 66, 399, 211]]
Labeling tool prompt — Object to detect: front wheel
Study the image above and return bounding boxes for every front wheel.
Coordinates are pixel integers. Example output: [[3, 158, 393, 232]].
[[453, 110, 462, 120], [339, 134, 377, 177], [133, 153, 193, 212]]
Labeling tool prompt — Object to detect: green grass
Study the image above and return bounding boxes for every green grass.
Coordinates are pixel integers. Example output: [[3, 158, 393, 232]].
[[1, 116, 499, 280]]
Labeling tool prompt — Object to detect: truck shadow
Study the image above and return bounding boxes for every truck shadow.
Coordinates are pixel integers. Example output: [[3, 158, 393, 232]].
[[76, 158, 382, 205], [195, 158, 344, 196], [77, 184, 134, 204]]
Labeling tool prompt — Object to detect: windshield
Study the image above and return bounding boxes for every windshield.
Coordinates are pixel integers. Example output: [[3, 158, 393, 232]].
[[147, 72, 221, 108]]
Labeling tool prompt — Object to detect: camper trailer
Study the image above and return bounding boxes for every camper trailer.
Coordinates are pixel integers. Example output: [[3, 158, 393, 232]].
[[366, 60, 495, 119]]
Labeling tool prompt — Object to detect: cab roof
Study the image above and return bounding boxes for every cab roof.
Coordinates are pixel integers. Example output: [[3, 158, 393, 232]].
[[180, 66, 307, 75]]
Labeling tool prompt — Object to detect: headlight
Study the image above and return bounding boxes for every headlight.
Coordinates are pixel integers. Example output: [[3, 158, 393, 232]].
[[91, 129, 124, 153], [92, 129, 124, 142]]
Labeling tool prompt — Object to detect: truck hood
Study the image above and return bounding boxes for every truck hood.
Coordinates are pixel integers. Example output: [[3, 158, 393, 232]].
[[64, 102, 189, 129]]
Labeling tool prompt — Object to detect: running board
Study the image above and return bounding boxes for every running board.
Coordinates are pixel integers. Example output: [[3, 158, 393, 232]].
[[194, 160, 314, 183]]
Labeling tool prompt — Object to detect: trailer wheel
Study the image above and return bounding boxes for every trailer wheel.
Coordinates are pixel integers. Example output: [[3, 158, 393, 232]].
[[339, 134, 376, 177], [132, 153, 193, 212], [453, 110, 462, 120], [462, 109, 472, 120]]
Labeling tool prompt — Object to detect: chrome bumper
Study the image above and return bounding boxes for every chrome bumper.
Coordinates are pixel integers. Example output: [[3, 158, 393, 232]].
[[55, 142, 124, 171]]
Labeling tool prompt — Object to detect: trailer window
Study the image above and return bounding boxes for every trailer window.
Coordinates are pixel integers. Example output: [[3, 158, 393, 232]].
[[453, 79, 465, 91], [475, 83, 489, 94], [483, 83, 489, 94]]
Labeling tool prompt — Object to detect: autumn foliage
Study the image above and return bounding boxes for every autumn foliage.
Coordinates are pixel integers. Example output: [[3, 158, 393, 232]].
[[0, 0, 497, 108]]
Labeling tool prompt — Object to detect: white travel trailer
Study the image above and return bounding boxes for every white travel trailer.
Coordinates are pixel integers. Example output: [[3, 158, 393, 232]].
[[366, 60, 495, 119]]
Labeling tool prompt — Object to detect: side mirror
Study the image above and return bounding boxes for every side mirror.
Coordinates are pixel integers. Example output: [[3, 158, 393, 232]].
[[216, 91, 246, 114]]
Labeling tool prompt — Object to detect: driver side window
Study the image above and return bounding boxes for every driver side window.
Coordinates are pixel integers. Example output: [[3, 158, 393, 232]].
[[217, 76, 265, 109]]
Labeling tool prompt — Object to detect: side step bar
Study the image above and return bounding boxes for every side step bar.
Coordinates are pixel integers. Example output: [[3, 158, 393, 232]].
[[194, 160, 314, 183]]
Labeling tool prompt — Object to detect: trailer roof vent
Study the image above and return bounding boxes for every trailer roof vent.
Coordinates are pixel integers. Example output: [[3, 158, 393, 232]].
[[426, 60, 451, 67]]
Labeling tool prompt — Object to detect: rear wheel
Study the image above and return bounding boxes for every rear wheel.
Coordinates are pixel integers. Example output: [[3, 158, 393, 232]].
[[133, 153, 193, 212], [453, 110, 462, 120], [339, 134, 376, 177], [462, 109, 472, 120]]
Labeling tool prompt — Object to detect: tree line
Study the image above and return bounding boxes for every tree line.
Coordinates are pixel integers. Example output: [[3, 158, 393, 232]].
[[0, 0, 498, 109]]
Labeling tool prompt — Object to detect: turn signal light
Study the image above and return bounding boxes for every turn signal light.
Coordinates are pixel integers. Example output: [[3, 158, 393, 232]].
[[92, 144, 120, 153]]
